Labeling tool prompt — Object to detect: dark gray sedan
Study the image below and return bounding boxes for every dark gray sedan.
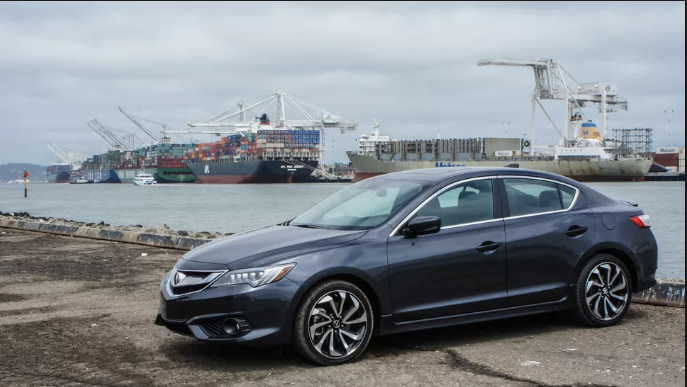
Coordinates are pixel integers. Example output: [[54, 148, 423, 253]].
[[156, 167, 658, 365]]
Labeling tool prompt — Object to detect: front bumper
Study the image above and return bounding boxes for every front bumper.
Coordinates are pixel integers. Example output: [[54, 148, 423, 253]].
[[156, 272, 300, 346]]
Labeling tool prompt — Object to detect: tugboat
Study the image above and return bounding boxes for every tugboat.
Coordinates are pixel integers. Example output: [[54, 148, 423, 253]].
[[133, 173, 157, 186]]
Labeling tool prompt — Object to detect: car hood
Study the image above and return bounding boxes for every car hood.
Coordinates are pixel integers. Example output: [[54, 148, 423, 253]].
[[181, 226, 367, 269]]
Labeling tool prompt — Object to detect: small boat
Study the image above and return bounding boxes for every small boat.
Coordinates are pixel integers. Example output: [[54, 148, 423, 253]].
[[70, 179, 92, 185], [133, 173, 157, 186]]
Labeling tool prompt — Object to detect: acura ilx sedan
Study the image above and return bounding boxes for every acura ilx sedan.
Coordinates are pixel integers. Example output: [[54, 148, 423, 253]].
[[156, 167, 658, 365]]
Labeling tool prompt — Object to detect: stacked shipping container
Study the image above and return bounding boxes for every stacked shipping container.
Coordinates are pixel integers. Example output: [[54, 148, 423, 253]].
[[182, 135, 248, 162], [653, 147, 685, 173], [80, 144, 196, 172], [183, 130, 321, 162]]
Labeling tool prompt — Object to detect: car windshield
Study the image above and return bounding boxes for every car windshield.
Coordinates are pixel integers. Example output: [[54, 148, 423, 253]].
[[290, 179, 429, 230]]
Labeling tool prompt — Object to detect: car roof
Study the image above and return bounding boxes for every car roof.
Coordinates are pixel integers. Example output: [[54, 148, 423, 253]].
[[377, 167, 579, 185]]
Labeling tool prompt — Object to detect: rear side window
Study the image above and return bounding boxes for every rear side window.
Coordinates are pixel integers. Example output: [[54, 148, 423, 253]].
[[504, 179, 562, 216], [558, 185, 576, 209]]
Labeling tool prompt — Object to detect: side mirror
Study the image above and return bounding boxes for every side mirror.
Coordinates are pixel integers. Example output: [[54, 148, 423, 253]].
[[403, 216, 441, 238]]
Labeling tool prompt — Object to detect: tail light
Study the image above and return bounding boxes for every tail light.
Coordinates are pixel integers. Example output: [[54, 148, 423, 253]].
[[630, 215, 652, 228]]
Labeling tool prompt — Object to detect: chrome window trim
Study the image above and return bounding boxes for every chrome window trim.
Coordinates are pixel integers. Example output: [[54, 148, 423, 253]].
[[166, 268, 228, 299], [498, 175, 580, 220], [389, 176, 497, 237], [388, 175, 581, 237]]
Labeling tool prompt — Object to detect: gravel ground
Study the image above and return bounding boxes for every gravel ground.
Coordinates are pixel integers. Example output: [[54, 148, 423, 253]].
[[0, 228, 684, 387]]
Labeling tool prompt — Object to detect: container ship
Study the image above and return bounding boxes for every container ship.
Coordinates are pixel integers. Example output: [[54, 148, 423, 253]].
[[183, 127, 320, 184], [76, 143, 197, 183], [46, 164, 72, 183], [348, 120, 653, 182]]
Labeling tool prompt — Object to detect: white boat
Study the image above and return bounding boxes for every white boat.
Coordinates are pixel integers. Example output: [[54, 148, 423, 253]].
[[133, 173, 157, 186]]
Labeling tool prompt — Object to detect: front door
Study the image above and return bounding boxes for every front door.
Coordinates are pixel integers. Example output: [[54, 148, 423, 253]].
[[387, 178, 508, 323]]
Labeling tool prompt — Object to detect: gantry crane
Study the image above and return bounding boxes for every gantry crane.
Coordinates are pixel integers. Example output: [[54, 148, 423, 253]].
[[478, 58, 628, 155], [119, 107, 195, 144], [46, 142, 87, 168], [87, 120, 145, 150]]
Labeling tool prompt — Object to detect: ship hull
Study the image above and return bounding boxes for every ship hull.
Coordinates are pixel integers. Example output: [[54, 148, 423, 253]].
[[347, 153, 652, 183], [79, 169, 121, 183], [185, 160, 318, 184], [114, 168, 157, 184], [47, 171, 71, 184], [114, 167, 196, 184], [155, 167, 197, 184]]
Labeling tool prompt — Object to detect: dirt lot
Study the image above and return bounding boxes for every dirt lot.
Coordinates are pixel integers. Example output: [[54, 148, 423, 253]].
[[0, 228, 684, 387]]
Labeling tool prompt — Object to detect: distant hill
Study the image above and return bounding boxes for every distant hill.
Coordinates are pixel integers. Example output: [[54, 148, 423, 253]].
[[0, 163, 48, 183]]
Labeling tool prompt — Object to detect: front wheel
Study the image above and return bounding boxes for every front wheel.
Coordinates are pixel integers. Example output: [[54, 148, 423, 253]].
[[574, 254, 633, 327], [293, 280, 374, 366]]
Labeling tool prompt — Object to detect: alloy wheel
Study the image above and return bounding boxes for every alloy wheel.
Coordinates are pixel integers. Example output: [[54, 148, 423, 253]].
[[308, 290, 368, 359], [585, 262, 629, 321]]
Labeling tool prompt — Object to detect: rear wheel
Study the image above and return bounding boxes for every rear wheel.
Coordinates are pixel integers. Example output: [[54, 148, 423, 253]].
[[293, 280, 374, 366], [574, 254, 632, 327]]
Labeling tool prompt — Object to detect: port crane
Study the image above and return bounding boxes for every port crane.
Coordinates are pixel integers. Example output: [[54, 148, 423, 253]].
[[46, 142, 87, 168], [118, 107, 160, 142], [478, 58, 628, 155], [162, 91, 358, 175], [87, 120, 145, 150], [119, 107, 195, 144]]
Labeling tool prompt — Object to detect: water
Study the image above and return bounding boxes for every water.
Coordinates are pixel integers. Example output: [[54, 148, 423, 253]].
[[0, 181, 684, 278]]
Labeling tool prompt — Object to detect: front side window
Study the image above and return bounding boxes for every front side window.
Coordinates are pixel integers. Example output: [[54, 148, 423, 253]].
[[504, 178, 576, 216], [291, 179, 428, 230], [415, 179, 494, 227]]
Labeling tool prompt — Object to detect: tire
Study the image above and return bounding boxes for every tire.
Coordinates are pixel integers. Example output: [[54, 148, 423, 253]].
[[293, 280, 374, 366], [573, 254, 633, 327]]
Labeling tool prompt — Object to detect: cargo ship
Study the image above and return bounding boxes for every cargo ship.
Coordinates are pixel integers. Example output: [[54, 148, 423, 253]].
[[46, 164, 71, 183], [347, 120, 653, 182], [183, 124, 321, 184], [75, 143, 197, 183]]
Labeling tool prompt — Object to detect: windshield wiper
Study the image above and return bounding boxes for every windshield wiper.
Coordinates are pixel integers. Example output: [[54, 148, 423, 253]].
[[293, 224, 326, 229]]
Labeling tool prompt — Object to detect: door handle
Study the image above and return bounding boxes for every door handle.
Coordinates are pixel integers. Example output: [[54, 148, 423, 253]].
[[565, 226, 589, 238], [476, 241, 503, 254]]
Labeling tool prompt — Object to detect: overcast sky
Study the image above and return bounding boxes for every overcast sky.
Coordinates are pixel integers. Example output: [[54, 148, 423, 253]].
[[1, 1, 684, 165]]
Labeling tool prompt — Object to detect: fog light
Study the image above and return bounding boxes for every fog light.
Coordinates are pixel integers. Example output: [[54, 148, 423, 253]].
[[223, 319, 240, 336]]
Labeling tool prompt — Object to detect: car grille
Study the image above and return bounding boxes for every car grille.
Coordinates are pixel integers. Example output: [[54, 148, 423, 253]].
[[169, 270, 224, 296], [199, 320, 225, 337], [198, 317, 253, 338]]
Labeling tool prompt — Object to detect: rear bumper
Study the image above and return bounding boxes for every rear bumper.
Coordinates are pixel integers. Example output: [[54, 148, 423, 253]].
[[636, 265, 658, 293], [156, 272, 301, 346]]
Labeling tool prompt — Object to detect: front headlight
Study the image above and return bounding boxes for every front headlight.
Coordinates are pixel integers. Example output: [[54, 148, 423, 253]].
[[210, 264, 296, 288]]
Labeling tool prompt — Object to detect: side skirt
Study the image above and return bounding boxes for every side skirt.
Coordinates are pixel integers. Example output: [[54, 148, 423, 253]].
[[377, 297, 572, 336]]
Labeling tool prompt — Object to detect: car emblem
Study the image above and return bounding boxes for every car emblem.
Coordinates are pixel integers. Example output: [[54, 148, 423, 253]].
[[174, 272, 186, 286]]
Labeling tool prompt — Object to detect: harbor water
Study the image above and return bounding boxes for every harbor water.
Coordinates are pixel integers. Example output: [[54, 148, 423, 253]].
[[0, 181, 684, 278]]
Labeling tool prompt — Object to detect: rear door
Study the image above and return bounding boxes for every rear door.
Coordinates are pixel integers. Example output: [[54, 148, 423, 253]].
[[500, 177, 595, 307]]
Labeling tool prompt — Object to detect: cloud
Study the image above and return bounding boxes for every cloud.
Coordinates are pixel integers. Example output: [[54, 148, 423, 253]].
[[0, 1, 684, 165]]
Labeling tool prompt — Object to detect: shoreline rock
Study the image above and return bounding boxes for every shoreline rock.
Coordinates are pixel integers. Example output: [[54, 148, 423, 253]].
[[0, 211, 230, 240]]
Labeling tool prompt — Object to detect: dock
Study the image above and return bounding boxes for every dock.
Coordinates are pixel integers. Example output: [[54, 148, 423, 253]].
[[645, 172, 686, 182]]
